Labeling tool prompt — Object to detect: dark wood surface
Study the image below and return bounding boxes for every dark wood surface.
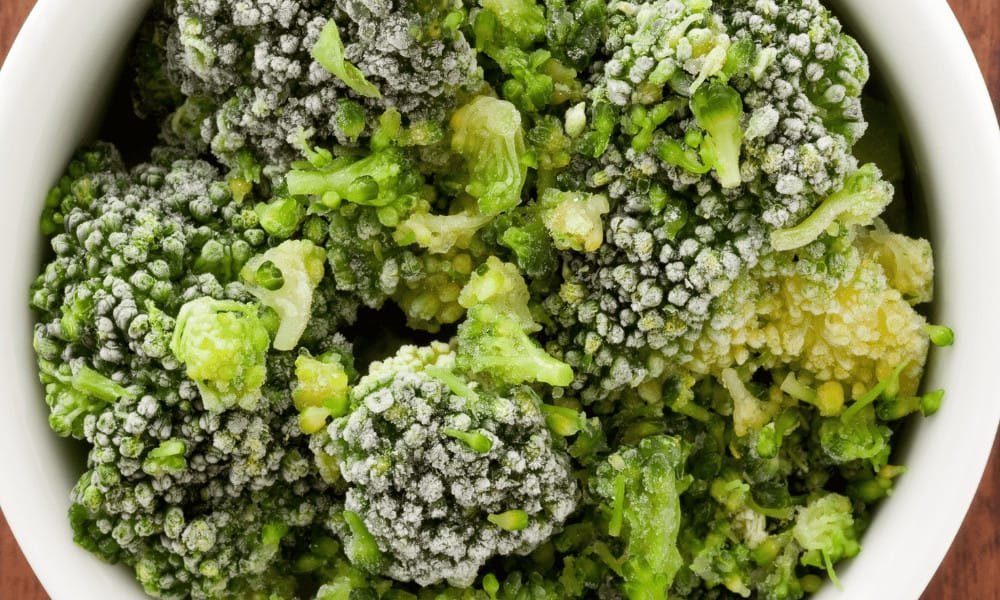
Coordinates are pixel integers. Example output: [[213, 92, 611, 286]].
[[1, 1, 997, 598]]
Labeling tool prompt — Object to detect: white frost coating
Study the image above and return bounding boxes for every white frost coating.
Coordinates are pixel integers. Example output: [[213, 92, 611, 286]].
[[328, 344, 578, 587]]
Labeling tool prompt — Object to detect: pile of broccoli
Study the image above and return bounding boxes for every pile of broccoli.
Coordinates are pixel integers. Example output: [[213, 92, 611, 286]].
[[31, 0, 952, 598]]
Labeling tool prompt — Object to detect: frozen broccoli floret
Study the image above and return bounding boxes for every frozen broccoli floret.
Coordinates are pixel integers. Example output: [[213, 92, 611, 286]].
[[592, 435, 687, 600], [142, 0, 482, 169], [394, 203, 493, 255], [539, 189, 610, 252], [792, 494, 861, 584], [322, 343, 578, 587], [687, 228, 932, 399], [169, 297, 270, 412], [458, 258, 573, 386], [450, 96, 529, 215], [689, 81, 745, 188], [293, 351, 353, 434]]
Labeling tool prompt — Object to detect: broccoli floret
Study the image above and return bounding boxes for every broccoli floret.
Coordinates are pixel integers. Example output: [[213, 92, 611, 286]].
[[169, 297, 270, 412], [32, 143, 355, 599], [450, 96, 529, 215], [792, 494, 861, 584], [689, 82, 745, 188], [293, 351, 353, 434], [688, 228, 932, 398], [457, 258, 573, 386], [322, 343, 578, 586], [539, 189, 610, 252], [592, 435, 687, 600], [544, 0, 608, 70], [141, 0, 482, 169]]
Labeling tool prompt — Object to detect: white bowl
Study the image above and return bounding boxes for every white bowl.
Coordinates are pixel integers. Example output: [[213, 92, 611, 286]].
[[1, 1, 997, 598]]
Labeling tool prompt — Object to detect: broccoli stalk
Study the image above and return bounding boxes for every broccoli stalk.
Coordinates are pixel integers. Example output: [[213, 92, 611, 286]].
[[592, 436, 687, 600]]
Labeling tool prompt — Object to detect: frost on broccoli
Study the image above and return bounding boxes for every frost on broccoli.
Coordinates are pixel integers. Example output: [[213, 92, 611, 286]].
[[141, 0, 482, 169], [170, 297, 270, 412], [321, 343, 578, 587]]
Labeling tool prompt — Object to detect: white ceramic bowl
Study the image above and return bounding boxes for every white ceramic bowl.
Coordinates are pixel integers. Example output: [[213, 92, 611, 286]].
[[1, 1, 998, 598]]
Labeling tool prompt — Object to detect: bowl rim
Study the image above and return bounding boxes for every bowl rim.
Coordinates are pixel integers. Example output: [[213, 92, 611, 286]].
[[0, 0, 998, 599]]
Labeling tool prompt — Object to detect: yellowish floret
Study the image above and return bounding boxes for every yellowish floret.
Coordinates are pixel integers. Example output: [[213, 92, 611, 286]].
[[686, 229, 933, 399]]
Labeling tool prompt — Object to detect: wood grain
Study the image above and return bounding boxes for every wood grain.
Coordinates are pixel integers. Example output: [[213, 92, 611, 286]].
[[0, 1, 996, 599]]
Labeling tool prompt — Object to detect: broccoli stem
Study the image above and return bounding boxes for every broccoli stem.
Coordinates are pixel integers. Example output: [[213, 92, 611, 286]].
[[770, 164, 890, 251], [342, 511, 383, 572], [72, 366, 134, 403], [841, 362, 907, 422], [923, 324, 955, 347]]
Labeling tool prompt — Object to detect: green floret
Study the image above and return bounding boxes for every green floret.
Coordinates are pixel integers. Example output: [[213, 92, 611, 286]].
[[539, 189, 610, 252], [169, 297, 270, 413], [544, 0, 608, 70], [770, 164, 893, 251], [689, 81, 745, 189], [450, 96, 529, 215], [792, 494, 860, 585], [458, 256, 538, 331], [487, 204, 560, 284], [286, 145, 425, 227], [458, 305, 573, 386], [141, 438, 188, 477], [818, 406, 891, 469], [457, 259, 573, 386], [293, 352, 353, 434], [313, 19, 381, 99], [37, 360, 135, 439], [592, 435, 687, 600], [480, 0, 547, 48], [255, 197, 305, 240], [241, 240, 327, 351]]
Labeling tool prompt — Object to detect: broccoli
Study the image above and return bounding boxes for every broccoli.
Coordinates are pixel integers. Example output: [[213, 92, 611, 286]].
[[792, 494, 861, 585], [33, 0, 951, 598], [138, 0, 483, 170], [241, 240, 327, 351], [169, 297, 270, 412], [321, 343, 578, 586], [592, 435, 687, 600], [457, 258, 574, 387], [450, 96, 530, 215]]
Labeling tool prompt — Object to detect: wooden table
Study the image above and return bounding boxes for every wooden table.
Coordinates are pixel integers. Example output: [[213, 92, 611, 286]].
[[1, 1, 997, 598]]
